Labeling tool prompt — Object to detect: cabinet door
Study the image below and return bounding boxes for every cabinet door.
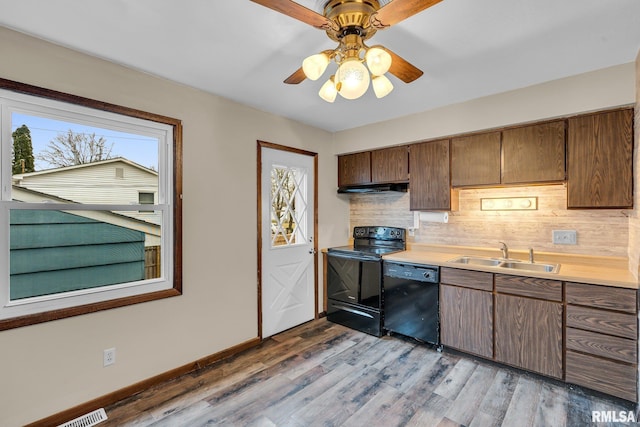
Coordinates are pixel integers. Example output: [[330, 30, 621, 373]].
[[495, 294, 563, 379], [440, 284, 493, 358], [567, 109, 633, 208], [502, 121, 565, 184], [338, 152, 371, 187], [371, 146, 409, 184], [409, 139, 451, 210], [451, 132, 501, 187]]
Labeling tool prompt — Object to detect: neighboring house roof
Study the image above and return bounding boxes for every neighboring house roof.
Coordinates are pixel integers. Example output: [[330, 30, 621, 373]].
[[11, 157, 161, 226], [12, 186, 161, 243], [12, 157, 157, 182]]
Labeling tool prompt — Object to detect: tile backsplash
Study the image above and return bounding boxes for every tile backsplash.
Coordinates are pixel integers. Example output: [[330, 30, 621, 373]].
[[350, 184, 629, 258]]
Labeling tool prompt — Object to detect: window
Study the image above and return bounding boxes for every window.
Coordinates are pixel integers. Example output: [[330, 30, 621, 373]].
[[139, 192, 155, 205], [0, 79, 182, 330], [270, 165, 308, 247], [139, 191, 155, 214]]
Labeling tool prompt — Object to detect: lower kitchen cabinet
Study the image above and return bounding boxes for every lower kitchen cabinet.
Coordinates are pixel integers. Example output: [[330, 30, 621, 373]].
[[494, 274, 563, 379], [381, 262, 639, 402], [565, 282, 638, 401], [495, 294, 563, 379], [440, 268, 493, 358]]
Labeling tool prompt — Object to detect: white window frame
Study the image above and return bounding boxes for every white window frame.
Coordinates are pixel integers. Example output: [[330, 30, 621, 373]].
[[0, 81, 182, 329]]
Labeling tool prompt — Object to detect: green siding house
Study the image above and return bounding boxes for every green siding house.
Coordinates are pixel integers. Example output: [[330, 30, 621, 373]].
[[10, 210, 145, 300]]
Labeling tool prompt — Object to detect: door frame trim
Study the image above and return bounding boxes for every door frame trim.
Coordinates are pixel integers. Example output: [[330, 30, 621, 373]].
[[257, 140, 319, 340]]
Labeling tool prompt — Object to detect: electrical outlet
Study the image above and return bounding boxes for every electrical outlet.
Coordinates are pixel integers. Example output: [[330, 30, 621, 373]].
[[552, 230, 577, 245], [103, 348, 116, 367]]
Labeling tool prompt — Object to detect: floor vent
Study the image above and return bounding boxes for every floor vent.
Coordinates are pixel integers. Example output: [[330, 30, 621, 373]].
[[58, 408, 108, 427]]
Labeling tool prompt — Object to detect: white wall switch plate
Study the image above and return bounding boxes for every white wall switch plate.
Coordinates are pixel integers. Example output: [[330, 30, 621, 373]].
[[552, 230, 577, 245]]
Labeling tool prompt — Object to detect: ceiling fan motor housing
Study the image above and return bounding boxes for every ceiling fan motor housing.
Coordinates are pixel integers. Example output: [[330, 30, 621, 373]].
[[323, 0, 381, 42]]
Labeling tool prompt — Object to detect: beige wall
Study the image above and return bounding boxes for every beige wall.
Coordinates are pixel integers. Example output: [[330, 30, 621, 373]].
[[0, 27, 349, 426], [333, 62, 635, 153]]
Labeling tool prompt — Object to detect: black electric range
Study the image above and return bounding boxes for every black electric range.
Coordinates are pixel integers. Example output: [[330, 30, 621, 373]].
[[326, 226, 406, 336]]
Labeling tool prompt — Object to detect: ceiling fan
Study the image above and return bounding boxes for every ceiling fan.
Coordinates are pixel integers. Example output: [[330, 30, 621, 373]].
[[250, 0, 442, 102]]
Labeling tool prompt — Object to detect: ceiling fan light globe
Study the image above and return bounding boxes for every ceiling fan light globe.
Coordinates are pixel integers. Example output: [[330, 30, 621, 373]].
[[365, 47, 392, 76], [372, 74, 394, 98], [319, 76, 338, 103], [302, 53, 330, 81], [336, 59, 370, 100]]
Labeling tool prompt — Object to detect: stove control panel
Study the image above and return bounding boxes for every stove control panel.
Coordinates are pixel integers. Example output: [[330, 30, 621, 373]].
[[353, 226, 405, 241]]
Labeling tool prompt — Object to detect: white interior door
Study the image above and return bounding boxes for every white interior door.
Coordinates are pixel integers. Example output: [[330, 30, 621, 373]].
[[260, 146, 316, 338]]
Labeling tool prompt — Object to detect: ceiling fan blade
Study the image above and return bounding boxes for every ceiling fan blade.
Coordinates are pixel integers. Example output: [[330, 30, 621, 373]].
[[387, 49, 423, 83], [284, 67, 307, 84], [250, 0, 333, 29], [372, 0, 443, 28]]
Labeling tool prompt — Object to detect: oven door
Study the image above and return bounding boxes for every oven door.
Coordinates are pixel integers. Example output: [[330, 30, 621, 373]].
[[326, 251, 381, 309]]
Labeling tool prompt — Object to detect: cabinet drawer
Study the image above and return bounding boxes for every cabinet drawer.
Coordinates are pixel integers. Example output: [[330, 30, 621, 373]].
[[566, 282, 637, 313], [566, 305, 637, 340], [495, 274, 562, 301], [441, 268, 493, 291], [566, 327, 637, 364], [566, 350, 637, 402]]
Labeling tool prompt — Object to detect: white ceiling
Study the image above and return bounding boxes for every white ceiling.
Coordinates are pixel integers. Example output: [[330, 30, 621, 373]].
[[1, 0, 639, 132]]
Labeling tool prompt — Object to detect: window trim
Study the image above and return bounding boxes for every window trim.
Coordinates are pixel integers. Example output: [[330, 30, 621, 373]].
[[0, 78, 183, 331]]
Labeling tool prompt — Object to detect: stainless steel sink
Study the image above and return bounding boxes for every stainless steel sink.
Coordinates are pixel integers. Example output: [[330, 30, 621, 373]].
[[448, 256, 560, 274], [448, 256, 502, 267], [499, 261, 560, 273]]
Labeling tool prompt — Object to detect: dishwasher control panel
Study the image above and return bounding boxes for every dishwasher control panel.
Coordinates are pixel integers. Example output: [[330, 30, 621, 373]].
[[383, 262, 439, 283]]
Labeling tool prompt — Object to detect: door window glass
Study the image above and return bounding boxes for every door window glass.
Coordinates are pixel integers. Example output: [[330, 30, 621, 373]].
[[270, 165, 308, 247]]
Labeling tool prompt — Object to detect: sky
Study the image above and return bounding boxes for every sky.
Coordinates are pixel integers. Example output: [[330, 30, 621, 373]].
[[11, 112, 158, 171]]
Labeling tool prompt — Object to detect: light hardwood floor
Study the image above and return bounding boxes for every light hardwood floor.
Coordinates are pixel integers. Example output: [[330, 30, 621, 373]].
[[103, 318, 636, 426]]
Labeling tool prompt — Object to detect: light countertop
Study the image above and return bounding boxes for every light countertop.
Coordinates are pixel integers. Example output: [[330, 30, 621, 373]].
[[380, 244, 638, 290]]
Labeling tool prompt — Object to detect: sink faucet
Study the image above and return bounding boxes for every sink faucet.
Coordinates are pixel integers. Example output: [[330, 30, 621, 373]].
[[499, 241, 509, 259]]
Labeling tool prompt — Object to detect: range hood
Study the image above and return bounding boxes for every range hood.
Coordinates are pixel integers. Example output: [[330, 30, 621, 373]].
[[337, 183, 409, 194]]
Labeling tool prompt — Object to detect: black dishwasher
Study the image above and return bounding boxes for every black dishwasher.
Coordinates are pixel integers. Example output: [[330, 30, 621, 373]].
[[383, 261, 439, 344]]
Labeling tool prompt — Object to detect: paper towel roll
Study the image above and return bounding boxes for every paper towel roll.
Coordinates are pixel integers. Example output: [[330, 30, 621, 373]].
[[419, 211, 449, 223]]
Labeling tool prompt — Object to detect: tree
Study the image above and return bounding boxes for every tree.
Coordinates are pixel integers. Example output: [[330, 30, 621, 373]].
[[271, 168, 297, 239], [37, 129, 114, 168], [12, 125, 35, 174]]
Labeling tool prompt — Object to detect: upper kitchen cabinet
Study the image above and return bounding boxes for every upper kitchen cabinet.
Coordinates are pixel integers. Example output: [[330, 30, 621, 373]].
[[338, 151, 371, 187], [338, 147, 409, 189], [502, 121, 566, 184], [409, 139, 453, 211], [567, 108, 633, 208], [371, 146, 409, 184], [451, 132, 501, 187]]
